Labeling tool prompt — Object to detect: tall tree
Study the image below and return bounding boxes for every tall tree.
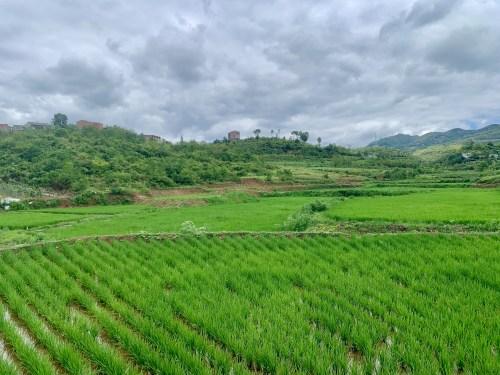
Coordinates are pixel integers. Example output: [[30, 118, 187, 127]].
[[253, 129, 261, 139], [52, 113, 68, 127], [317, 137, 322, 147]]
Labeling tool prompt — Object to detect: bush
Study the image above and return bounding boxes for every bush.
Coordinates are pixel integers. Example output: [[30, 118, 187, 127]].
[[307, 200, 328, 212], [179, 221, 207, 235], [282, 210, 314, 231]]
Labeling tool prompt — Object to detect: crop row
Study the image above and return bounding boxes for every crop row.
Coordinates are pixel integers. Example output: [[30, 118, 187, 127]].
[[0, 234, 498, 374]]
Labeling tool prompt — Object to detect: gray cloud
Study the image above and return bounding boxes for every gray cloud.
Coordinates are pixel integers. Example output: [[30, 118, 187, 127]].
[[0, 0, 499, 145], [26, 58, 125, 108]]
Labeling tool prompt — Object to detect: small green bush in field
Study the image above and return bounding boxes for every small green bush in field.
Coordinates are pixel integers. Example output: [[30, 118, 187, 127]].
[[180, 221, 207, 236], [307, 200, 328, 212], [282, 210, 314, 231], [282, 201, 328, 231]]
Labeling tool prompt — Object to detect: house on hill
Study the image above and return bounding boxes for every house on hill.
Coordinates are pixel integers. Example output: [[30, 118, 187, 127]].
[[26, 122, 51, 129], [76, 120, 104, 129], [142, 134, 163, 142], [0, 124, 10, 132], [228, 130, 240, 141], [11, 125, 25, 132]]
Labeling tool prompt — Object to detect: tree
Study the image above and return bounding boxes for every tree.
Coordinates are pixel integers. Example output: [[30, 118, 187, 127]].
[[52, 113, 68, 127], [270, 129, 274, 137], [317, 137, 322, 147], [291, 130, 309, 142], [253, 129, 261, 139], [299, 131, 309, 143]]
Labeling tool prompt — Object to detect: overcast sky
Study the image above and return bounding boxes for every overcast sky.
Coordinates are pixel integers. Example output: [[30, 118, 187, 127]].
[[1, 0, 499, 146]]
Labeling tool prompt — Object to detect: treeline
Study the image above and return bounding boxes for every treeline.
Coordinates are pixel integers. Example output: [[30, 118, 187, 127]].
[[0, 127, 426, 192], [441, 141, 499, 171], [0, 127, 260, 192], [3, 126, 495, 193]]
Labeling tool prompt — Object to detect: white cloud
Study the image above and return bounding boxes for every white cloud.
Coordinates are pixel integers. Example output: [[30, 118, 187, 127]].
[[0, 0, 499, 146]]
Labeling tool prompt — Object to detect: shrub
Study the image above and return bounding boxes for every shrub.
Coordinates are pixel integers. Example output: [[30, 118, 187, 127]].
[[179, 221, 207, 236], [307, 200, 328, 212], [282, 205, 315, 231]]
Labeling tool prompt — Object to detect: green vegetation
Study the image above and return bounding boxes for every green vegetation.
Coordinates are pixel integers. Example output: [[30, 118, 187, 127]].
[[327, 188, 499, 224], [0, 187, 498, 248], [0, 235, 498, 374], [369, 123, 500, 148], [0, 123, 499, 374]]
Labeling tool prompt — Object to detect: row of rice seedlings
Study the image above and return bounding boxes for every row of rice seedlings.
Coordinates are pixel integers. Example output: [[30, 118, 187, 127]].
[[32, 247, 197, 375], [213, 239, 374, 371], [0, 301, 55, 374], [164, 237, 500, 374], [306, 234, 499, 373], [0, 338, 18, 375], [0, 251, 141, 375], [100, 238, 352, 374], [95, 241, 294, 374], [0, 279, 94, 375], [50, 244, 216, 375], [65, 240, 253, 374], [119, 236, 424, 374], [0, 234, 497, 373], [117, 236, 496, 374]]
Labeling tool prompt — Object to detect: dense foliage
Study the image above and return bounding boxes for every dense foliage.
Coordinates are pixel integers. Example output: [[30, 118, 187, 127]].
[[0, 127, 265, 192], [0, 126, 497, 195], [0, 127, 420, 193]]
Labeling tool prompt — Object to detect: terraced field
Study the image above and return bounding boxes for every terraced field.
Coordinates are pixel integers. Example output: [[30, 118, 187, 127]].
[[0, 234, 498, 374], [327, 188, 500, 224]]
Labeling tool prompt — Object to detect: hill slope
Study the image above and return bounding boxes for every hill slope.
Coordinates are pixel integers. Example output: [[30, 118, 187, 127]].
[[369, 124, 500, 149]]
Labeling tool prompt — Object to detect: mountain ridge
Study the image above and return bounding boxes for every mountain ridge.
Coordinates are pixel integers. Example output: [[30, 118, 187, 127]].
[[369, 124, 500, 149]]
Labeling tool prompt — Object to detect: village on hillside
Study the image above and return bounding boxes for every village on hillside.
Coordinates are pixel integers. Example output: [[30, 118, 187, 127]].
[[0, 119, 166, 143]]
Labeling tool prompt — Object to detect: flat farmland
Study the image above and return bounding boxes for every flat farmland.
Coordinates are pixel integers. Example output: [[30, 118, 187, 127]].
[[327, 188, 500, 224], [0, 234, 498, 374]]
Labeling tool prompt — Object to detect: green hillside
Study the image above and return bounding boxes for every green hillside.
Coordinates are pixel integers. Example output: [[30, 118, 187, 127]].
[[369, 124, 500, 149]]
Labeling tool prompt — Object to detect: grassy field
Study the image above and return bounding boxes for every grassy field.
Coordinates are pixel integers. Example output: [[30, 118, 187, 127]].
[[328, 188, 500, 224], [0, 235, 498, 374], [0, 212, 100, 230], [0, 188, 498, 247], [0, 197, 328, 246]]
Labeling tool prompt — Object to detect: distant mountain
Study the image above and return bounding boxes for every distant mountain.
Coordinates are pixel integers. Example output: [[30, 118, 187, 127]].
[[369, 124, 500, 149]]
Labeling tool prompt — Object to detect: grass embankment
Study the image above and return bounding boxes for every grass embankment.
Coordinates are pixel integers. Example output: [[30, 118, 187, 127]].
[[0, 234, 497, 374]]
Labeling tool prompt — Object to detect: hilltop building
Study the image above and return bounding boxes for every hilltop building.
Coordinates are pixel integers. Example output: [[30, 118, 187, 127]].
[[26, 122, 51, 129], [12, 125, 25, 132], [76, 120, 104, 129], [142, 134, 163, 142], [228, 130, 240, 141]]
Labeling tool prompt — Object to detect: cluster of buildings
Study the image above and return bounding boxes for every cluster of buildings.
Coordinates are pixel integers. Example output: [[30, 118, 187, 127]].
[[1, 119, 238, 144], [0, 122, 53, 132], [0, 119, 166, 143], [228, 130, 240, 141], [0, 120, 105, 133]]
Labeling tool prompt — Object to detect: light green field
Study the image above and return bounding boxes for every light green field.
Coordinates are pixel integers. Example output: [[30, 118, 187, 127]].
[[0, 234, 497, 374], [0, 212, 95, 229], [0, 197, 326, 246], [328, 188, 500, 223]]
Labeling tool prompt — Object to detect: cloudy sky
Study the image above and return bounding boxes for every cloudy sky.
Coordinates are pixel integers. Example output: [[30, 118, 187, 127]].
[[1, 0, 499, 146]]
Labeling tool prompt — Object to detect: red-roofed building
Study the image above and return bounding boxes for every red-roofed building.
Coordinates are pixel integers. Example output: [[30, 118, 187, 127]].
[[76, 120, 104, 129]]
